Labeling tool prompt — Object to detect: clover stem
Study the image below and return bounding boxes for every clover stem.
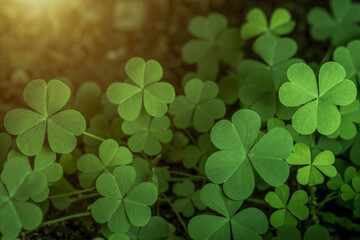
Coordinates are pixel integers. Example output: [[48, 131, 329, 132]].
[[71, 192, 100, 203], [161, 194, 188, 234], [315, 191, 338, 210], [83, 131, 105, 141], [183, 129, 197, 145], [319, 45, 334, 68], [245, 198, 267, 205], [23, 212, 91, 236], [169, 170, 207, 180], [48, 187, 96, 199]]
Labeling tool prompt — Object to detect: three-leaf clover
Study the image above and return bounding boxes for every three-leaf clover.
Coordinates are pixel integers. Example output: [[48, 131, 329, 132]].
[[122, 113, 173, 156], [272, 224, 330, 240], [188, 183, 268, 240], [170, 79, 226, 132], [279, 62, 357, 135], [77, 139, 133, 188], [205, 109, 293, 200], [307, 0, 360, 46], [327, 166, 357, 190], [265, 184, 309, 228], [240, 8, 295, 40], [333, 40, 360, 86], [182, 13, 243, 80], [91, 165, 158, 233], [286, 143, 337, 186], [340, 175, 360, 217], [106, 57, 175, 121], [0, 154, 47, 238], [172, 180, 206, 218], [4, 79, 87, 156]]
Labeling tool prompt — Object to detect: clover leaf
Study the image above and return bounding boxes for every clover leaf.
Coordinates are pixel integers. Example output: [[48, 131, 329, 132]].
[[327, 166, 357, 190], [77, 139, 133, 188], [188, 183, 268, 240], [74, 81, 103, 121], [279, 62, 357, 135], [205, 109, 293, 200], [91, 165, 158, 233], [170, 79, 226, 133], [218, 73, 243, 105], [0, 155, 47, 238], [183, 133, 216, 174], [4, 79, 86, 156], [0, 132, 12, 168], [59, 148, 82, 175], [106, 57, 175, 121], [49, 177, 75, 210], [286, 143, 337, 186], [83, 115, 123, 154], [240, 8, 295, 40], [151, 167, 171, 194], [333, 40, 360, 86], [122, 113, 173, 156], [327, 99, 360, 140], [165, 131, 189, 163], [182, 13, 243, 81], [272, 224, 330, 240], [126, 216, 173, 240], [265, 184, 309, 228], [340, 176, 360, 217], [307, 0, 360, 46], [172, 180, 205, 218]]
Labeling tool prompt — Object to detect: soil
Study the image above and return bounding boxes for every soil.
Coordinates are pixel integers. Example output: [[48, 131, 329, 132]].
[[0, 0, 352, 239]]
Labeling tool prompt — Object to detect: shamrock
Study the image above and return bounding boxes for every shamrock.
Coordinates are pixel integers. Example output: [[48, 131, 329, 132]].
[[4, 79, 86, 156], [73, 81, 103, 121], [333, 40, 360, 86], [265, 184, 309, 228], [77, 139, 133, 188], [327, 99, 360, 140], [122, 113, 173, 156], [83, 115, 123, 154], [0, 132, 12, 168], [340, 176, 360, 217], [172, 180, 206, 218], [240, 8, 295, 40], [182, 133, 216, 174], [106, 57, 175, 121], [272, 224, 330, 240], [151, 167, 171, 194], [0, 155, 47, 238], [279, 62, 357, 135], [218, 73, 243, 105], [307, 0, 360, 46], [170, 79, 226, 133], [182, 13, 243, 81], [91, 166, 158, 233], [327, 166, 357, 190], [205, 109, 293, 200], [165, 131, 189, 163], [126, 216, 173, 240], [188, 183, 268, 240], [286, 143, 337, 186]]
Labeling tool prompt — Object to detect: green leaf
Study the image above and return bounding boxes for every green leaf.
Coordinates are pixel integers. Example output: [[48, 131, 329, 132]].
[[286, 143, 337, 186], [307, 0, 360, 46], [170, 79, 226, 133], [151, 167, 170, 194], [91, 166, 158, 232], [188, 183, 268, 240], [273, 224, 330, 240], [126, 216, 172, 239], [0, 132, 12, 169], [77, 139, 133, 188], [206, 109, 293, 200], [241, 8, 295, 40], [122, 114, 173, 156], [265, 185, 309, 228], [4, 79, 86, 156], [74, 81, 103, 120], [172, 180, 205, 217], [279, 62, 357, 135], [106, 57, 175, 121]]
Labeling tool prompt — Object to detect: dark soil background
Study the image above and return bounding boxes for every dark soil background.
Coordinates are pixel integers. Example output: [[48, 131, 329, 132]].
[[0, 0, 352, 239]]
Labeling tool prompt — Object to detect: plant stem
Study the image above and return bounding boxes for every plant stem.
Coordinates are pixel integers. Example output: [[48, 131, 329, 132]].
[[23, 212, 91, 236], [183, 129, 197, 145], [161, 194, 188, 234], [83, 131, 105, 142], [245, 198, 267, 205], [319, 45, 334, 67], [316, 191, 338, 210], [169, 170, 207, 180], [71, 192, 100, 203], [48, 187, 96, 199]]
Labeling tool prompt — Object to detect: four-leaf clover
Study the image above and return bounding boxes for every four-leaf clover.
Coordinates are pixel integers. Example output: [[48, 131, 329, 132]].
[[4, 79, 86, 156], [279, 62, 357, 135]]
